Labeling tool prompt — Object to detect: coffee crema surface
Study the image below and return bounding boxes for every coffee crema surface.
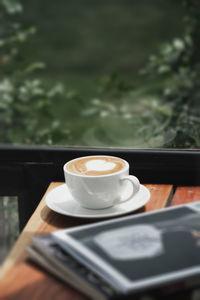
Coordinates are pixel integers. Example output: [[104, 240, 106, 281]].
[[66, 156, 126, 176]]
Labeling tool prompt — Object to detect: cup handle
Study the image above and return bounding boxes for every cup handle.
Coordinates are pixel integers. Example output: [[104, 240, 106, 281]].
[[119, 175, 140, 203]]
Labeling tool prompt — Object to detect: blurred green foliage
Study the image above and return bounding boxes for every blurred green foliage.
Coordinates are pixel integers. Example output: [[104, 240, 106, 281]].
[[143, 0, 200, 147], [0, 0, 69, 145], [0, 0, 199, 148], [21, 0, 184, 84]]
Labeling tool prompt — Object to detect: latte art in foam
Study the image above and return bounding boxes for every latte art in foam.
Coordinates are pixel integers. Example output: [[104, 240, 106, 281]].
[[66, 156, 125, 176]]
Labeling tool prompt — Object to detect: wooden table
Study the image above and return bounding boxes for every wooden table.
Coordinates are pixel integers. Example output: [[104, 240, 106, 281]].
[[1, 182, 200, 299]]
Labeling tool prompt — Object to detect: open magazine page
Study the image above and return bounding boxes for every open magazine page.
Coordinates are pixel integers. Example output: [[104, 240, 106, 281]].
[[52, 203, 200, 294]]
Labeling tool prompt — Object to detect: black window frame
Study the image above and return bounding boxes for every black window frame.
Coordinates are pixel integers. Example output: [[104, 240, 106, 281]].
[[0, 145, 200, 230]]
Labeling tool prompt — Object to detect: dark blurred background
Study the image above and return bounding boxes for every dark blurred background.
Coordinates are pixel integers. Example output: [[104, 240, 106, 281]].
[[21, 0, 184, 95]]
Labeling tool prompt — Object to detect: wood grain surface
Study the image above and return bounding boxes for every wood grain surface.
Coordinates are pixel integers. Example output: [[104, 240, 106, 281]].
[[0, 182, 192, 300], [171, 186, 200, 206]]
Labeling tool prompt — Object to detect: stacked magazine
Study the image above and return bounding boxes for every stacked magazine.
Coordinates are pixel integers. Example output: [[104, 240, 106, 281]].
[[27, 201, 200, 300]]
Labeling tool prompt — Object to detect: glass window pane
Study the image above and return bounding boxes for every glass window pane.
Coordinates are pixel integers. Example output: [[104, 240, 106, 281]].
[[0, 196, 19, 263], [1, 0, 199, 149]]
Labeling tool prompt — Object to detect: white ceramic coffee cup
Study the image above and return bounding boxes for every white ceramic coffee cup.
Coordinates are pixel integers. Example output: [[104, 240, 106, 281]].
[[63, 155, 140, 209]]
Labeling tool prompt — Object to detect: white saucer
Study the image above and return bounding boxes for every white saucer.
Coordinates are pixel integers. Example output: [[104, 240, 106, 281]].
[[45, 184, 150, 219]]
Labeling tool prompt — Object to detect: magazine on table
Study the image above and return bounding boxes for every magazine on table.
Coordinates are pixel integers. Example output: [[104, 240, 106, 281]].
[[27, 201, 200, 299], [27, 235, 114, 300]]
